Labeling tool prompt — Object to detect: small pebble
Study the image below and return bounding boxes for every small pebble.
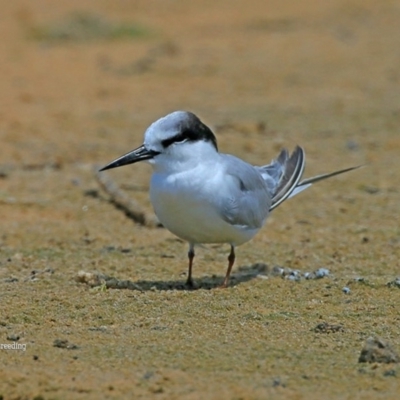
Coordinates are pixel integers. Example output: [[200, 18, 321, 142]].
[[53, 339, 79, 350], [387, 278, 400, 288], [361, 185, 380, 194], [7, 334, 20, 341], [359, 336, 399, 363], [286, 270, 301, 282], [271, 266, 284, 276], [313, 322, 344, 333], [315, 268, 330, 278], [342, 287, 351, 294], [272, 377, 285, 387], [3, 277, 18, 283], [305, 268, 330, 280], [346, 139, 359, 151]]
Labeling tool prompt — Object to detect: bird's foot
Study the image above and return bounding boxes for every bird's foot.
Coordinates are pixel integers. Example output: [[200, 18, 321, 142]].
[[217, 279, 229, 289], [185, 277, 195, 289]]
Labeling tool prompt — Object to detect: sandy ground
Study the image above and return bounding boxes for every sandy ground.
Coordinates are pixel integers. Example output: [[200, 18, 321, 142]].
[[1, 0, 400, 398]]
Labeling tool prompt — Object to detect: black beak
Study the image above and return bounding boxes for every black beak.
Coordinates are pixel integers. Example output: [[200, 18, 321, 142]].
[[99, 145, 159, 171]]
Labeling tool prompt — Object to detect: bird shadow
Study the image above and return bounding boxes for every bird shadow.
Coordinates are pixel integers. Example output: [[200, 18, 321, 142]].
[[111, 263, 269, 291]]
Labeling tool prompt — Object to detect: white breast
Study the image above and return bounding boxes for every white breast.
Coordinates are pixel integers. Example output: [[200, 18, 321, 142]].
[[149, 168, 259, 246]]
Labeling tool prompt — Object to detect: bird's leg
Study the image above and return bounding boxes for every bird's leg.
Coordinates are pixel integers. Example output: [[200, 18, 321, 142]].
[[221, 245, 235, 288], [186, 244, 195, 287]]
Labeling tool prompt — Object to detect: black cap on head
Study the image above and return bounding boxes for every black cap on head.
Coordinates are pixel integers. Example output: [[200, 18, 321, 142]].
[[161, 112, 218, 151]]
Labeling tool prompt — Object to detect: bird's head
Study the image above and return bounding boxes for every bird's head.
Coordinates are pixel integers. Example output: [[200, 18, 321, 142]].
[[100, 111, 218, 173]]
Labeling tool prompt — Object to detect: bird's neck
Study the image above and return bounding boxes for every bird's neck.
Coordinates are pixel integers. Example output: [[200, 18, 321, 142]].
[[151, 141, 219, 174]]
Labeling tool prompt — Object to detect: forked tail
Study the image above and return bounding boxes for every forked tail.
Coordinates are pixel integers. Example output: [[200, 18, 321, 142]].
[[267, 146, 361, 211]]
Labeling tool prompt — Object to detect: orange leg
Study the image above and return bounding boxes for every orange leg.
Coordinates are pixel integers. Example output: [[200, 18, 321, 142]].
[[221, 245, 235, 288]]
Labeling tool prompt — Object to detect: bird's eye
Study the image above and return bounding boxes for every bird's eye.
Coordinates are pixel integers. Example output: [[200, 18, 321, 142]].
[[174, 135, 187, 144], [161, 133, 188, 148]]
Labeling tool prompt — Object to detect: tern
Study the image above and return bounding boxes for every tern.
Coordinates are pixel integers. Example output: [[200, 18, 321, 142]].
[[100, 111, 360, 288]]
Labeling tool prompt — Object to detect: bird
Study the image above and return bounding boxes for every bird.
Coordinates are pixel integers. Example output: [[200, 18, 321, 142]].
[[100, 111, 360, 288]]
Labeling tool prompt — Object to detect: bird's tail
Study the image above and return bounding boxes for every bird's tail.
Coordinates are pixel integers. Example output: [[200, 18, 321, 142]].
[[266, 146, 361, 211]]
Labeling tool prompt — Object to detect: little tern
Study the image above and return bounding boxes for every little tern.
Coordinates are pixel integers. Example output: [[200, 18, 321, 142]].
[[100, 111, 360, 288]]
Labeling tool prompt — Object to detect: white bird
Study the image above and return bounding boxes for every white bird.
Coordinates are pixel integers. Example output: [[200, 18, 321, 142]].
[[100, 111, 360, 288]]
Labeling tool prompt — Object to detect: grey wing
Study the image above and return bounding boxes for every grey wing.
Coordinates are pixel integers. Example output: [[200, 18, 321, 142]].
[[217, 155, 272, 229]]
